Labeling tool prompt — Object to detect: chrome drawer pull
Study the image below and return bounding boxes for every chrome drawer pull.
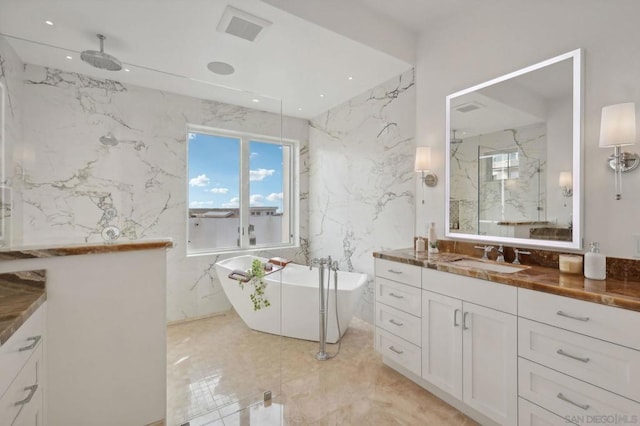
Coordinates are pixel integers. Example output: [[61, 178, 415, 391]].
[[387, 269, 403, 274], [14, 384, 38, 407], [462, 312, 470, 330], [389, 319, 404, 327], [19, 336, 42, 352], [557, 349, 590, 363], [388, 345, 404, 355], [557, 392, 590, 411], [556, 311, 589, 322], [453, 309, 461, 327], [388, 292, 404, 299]]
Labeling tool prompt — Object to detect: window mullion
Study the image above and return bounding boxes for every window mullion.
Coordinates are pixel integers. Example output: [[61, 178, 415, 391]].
[[240, 137, 250, 248]]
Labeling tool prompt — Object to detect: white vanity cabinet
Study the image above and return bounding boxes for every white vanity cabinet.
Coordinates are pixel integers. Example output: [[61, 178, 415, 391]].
[[422, 268, 518, 426], [374, 259, 422, 376], [518, 289, 640, 425], [0, 243, 168, 426], [0, 304, 45, 426]]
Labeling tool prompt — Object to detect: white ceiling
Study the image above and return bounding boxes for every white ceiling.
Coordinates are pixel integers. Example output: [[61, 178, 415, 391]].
[[353, 0, 473, 33], [0, 0, 419, 119]]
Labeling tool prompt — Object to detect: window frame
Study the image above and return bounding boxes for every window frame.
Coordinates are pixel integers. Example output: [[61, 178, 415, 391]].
[[186, 124, 300, 256]]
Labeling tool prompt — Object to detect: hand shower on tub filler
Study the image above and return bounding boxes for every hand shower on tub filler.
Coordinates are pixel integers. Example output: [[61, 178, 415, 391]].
[[310, 256, 342, 361]]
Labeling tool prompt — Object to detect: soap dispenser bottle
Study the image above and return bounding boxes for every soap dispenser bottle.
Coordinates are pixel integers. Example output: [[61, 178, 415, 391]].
[[584, 242, 606, 280], [428, 222, 439, 253]]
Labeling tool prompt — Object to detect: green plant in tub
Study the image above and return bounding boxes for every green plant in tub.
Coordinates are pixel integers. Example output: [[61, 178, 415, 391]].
[[236, 259, 271, 311]]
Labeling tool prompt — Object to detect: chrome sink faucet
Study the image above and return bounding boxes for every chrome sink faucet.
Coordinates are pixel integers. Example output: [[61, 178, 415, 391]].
[[474, 245, 494, 260], [513, 249, 531, 264], [496, 245, 505, 263]]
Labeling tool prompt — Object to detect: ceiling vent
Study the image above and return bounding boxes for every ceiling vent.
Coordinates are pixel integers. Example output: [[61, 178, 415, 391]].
[[217, 6, 272, 42], [455, 102, 485, 113]]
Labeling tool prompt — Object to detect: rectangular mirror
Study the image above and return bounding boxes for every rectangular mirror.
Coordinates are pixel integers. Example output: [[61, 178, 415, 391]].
[[445, 49, 582, 249]]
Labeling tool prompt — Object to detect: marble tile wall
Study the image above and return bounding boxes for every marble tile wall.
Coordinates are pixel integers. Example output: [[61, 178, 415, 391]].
[[3, 36, 415, 324], [0, 37, 24, 245], [3, 34, 309, 321], [308, 69, 416, 322]]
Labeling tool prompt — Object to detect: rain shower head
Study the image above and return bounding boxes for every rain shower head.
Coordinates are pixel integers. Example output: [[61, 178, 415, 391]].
[[81, 34, 122, 71]]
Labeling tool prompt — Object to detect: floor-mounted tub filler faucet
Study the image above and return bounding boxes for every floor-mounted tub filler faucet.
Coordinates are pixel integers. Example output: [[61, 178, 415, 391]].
[[311, 256, 341, 361]]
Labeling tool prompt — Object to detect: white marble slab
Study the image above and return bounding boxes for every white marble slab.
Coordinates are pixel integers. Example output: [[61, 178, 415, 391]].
[[309, 69, 416, 322]]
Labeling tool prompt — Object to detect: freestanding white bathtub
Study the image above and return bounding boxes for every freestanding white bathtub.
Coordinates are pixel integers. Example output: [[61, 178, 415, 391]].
[[215, 255, 367, 343]]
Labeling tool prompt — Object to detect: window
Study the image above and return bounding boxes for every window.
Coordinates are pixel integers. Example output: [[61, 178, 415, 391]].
[[187, 125, 299, 254], [481, 149, 519, 181]]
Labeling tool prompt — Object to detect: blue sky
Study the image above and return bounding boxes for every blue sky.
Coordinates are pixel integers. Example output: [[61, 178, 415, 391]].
[[188, 132, 284, 212]]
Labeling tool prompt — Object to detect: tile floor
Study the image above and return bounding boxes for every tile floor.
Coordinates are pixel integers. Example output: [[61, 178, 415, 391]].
[[167, 310, 477, 425]]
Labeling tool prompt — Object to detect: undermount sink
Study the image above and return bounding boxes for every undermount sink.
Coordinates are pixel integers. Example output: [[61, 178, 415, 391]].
[[450, 259, 526, 274]]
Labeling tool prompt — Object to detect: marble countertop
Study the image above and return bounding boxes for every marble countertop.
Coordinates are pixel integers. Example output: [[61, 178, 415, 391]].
[[374, 248, 640, 313], [0, 270, 47, 346], [0, 239, 173, 261]]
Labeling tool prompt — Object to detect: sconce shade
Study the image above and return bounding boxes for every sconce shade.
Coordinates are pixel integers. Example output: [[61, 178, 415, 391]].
[[599, 102, 637, 148], [558, 172, 572, 188], [415, 146, 431, 171]]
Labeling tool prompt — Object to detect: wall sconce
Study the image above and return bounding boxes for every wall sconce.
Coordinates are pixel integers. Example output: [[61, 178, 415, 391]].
[[415, 146, 437, 187], [559, 171, 572, 197], [599, 102, 639, 200]]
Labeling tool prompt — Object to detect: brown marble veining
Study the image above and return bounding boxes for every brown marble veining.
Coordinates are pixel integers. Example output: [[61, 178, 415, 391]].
[[0, 239, 173, 261], [529, 227, 572, 242], [496, 220, 549, 226], [0, 270, 46, 346], [373, 247, 640, 313]]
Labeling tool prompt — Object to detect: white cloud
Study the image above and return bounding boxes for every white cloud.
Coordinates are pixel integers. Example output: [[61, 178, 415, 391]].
[[249, 168, 275, 181], [188, 133, 196, 140], [266, 192, 283, 202], [209, 187, 229, 194], [222, 197, 239, 208], [250, 152, 258, 159], [250, 194, 264, 206], [189, 174, 210, 187], [189, 200, 214, 208]]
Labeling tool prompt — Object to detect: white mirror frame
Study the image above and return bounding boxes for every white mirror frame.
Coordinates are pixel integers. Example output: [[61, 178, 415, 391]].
[[445, 49, 583, 250]]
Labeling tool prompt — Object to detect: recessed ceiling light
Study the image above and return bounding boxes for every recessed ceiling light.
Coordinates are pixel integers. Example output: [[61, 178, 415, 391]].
[[65, 55, 72, 60], [207, 61, 235, 75], [45, 20, 54, 26], [320, 94, 325, 98], [124, 68, 130, 72], [298, 107, 303, 111], [252, 98, 260, 103], [348, 76, 353, 80]]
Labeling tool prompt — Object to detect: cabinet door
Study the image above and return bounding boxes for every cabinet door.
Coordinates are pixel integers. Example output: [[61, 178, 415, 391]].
[[462, 302, 517, 426], [421, 290, 463, 399]]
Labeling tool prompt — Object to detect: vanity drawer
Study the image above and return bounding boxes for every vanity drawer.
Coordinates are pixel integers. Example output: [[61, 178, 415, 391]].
[[518, 288, 640, 350], [423, 267, 517, 314], [375, 327, 421, 376], [0, 304, 45, 399], [375, 277, 421, 317], [519, 318, 640, 402], [375, 302, 421, 346], [375, 259, 421, 288], [0, 343, 43, 426], [519, 357, 640, 425], [519, 397, 577, 426]]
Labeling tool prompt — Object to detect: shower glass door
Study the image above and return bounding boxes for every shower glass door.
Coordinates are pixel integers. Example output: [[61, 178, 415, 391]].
[[174, 81, 284, 425], [478, 145, 544, 238]]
